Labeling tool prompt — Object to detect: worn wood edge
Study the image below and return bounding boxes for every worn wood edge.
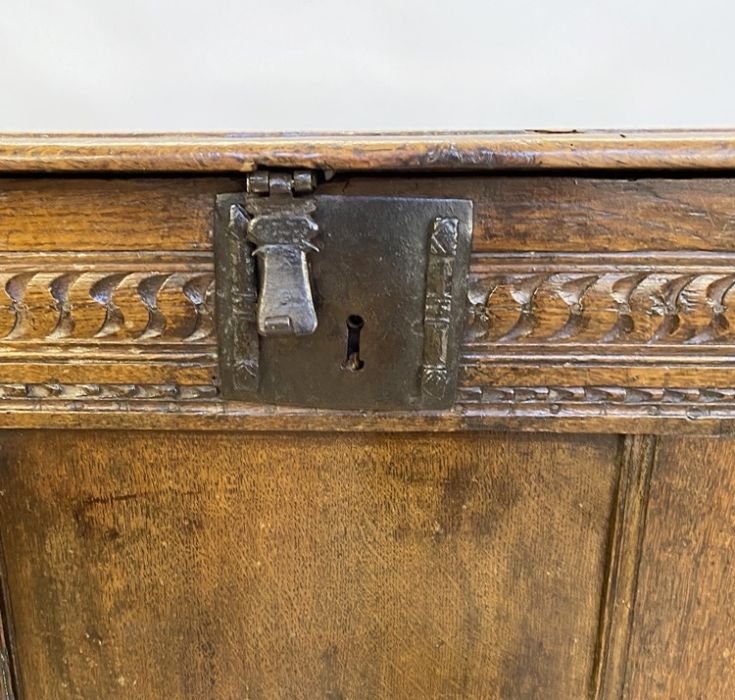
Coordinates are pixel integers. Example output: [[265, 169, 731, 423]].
[[0, 404, 733, 434], [592, 435, 657, 700], [1, 130, 735, 172]]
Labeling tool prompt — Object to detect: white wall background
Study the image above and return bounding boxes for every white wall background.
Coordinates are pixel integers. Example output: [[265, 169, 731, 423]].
[[0, 0, 733, 132]]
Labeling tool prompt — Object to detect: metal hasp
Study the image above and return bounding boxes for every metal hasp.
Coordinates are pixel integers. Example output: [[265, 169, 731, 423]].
[[214, 174, 473, 410], [245, 170, 318, 336]]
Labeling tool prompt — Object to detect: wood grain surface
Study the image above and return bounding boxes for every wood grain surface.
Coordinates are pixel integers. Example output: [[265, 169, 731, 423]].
[[621, 437, 735, 699], [0, 143, 733, 698], [593, 436, 657, 700], [0, 131, 734, 172], [326, 176, 735, 253], [0, 177, 237, 251], [0, 430, 619, 699], [2, 175, 735, 431]]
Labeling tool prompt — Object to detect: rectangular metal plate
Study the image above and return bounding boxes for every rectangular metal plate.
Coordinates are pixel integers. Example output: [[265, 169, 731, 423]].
[[215, 193, 472, 409]]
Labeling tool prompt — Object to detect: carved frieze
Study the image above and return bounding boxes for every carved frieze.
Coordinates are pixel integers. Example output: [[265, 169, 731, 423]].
[[4, 247, 735, 424], [0, 252, 215, 345], [466, 253, 735, 348]]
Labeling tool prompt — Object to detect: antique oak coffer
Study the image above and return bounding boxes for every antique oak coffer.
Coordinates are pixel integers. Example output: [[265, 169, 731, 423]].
[[0, 132, 733, 699]]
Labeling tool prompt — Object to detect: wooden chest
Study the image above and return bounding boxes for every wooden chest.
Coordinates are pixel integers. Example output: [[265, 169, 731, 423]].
[[0, 132, 733, 699]]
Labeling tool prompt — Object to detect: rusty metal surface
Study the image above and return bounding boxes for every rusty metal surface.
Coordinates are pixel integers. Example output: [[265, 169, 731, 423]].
[[215, 193, 472, 410]]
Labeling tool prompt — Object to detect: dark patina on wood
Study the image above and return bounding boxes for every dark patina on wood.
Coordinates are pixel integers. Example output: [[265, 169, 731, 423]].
[[0, 132, 733, 699], [0, 159, 733, 431]]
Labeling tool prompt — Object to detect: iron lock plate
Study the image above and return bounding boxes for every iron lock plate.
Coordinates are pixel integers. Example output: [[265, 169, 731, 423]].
[[214, 192, 473, 410]]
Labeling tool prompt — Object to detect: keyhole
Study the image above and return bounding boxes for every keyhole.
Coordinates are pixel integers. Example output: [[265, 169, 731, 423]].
[[342, 314, 365, 371]]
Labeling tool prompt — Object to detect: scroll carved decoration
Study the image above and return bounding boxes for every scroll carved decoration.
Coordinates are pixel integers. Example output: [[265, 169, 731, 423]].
[[0, 252, 217, 407], [457, 385, 735, 420], [467, 254, 735, 347], [8, 248, 735, 420], [0, 383, 217, 400], [457, 252, 735, 422], [458, 385, 735, 407], [0, 254, 215, 344]]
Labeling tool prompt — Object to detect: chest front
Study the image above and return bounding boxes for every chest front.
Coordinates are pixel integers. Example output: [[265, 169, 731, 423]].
[[0, 133, 732, 699]]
